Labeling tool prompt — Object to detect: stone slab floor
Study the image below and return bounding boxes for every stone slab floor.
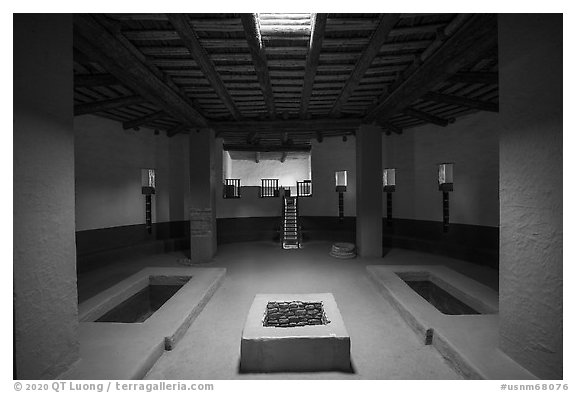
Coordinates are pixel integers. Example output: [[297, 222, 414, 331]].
[[77, 241, 499, 380]]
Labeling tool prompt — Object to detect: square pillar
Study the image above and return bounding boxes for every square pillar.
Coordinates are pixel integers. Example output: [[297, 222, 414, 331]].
[[498, 14, 562, 379], [356, 124, 383, 257], [189, 129, 217, 263], [14, 14, 79, 379]]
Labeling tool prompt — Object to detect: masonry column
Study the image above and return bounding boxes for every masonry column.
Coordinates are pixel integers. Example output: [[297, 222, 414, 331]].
[[499, 14, 562, 379], [189, 129, 217, 263], [14, 14, 79, 378], [356, 124, 383, 257]]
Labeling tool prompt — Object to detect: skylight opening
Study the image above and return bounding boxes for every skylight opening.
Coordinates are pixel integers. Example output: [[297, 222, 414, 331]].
[[256, 13, 313, 46]]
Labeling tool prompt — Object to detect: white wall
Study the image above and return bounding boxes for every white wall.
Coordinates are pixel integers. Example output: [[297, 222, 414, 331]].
[[14, 14, 79, 379], [383, 111, 500, 227], [498, 14, 563, 379], [74, 115, 190, 231]]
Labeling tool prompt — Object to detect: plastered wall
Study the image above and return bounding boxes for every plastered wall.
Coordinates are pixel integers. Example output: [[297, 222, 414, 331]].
[[13, 14, 79, 379], [382, 111, 500, 227], [498, 14, 563, 379], [74, 115, 190, 231]]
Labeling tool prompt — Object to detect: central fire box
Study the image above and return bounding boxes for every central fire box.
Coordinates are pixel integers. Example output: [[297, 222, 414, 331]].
[[240, 293, 351, 372]]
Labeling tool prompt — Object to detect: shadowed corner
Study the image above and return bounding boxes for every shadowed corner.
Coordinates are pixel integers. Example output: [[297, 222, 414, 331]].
[[237, 359, 357, 375]]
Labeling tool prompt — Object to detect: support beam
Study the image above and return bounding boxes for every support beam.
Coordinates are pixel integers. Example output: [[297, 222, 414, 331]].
[[299, 13, 327, 119], [364, 14, 498, 123], [402, 107, 453, 127], [166, 123, 187, 137], [423, 92, 499, 112], [450, 71, 498, 85], [330, 14, 400, 116], [73, 14, 207, 127], [74, 73, 118, 87], [212, 118, 362, 133], [74, 95, 146, 116], [223, 144, 311, 153], [168, 14, 241, 120], [241, 13, 276, 118], [379, 121, 402, 135], [122, 110, 166, 130]]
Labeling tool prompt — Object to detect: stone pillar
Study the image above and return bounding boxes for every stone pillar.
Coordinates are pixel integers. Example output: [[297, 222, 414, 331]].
[[189, 129, 217, 263], [14, 14, 79, 378], [499, 14, 562, 379], [356, 124, 383, 257]]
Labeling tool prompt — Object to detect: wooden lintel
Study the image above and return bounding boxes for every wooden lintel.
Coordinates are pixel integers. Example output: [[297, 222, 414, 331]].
[[122, 110, 167, 130], [241, 14, 276, 118], [403, 107, 452, 127], [364, 14, 498, 123], [74, 73, 118, 87], [73, 14, 207, 127], [329, 14, 400, 116], [168, 14, 241, 120], [422, 92, 499, 112], [223, 144, 311, 153], [299, 13, 327, 119], [74, 95, 146, 116]]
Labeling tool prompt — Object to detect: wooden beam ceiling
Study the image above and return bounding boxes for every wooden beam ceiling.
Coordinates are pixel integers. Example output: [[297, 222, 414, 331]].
[[241, 13, 276, 119], [422, 92, 499, 112], [168, 14, 242, 120], [299, 13, 327, 119], [73, 14, 208, 128], [74, 95, 146, 116], [364, 14, 498, 123], [329, 14, 401, 116]]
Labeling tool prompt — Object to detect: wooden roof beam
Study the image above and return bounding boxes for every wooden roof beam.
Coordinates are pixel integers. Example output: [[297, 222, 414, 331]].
[[223, 144, 311, 153], [122, 110, 167, 130], [364, 14, 497, 123], [299, 13, 327, 119], [168, 14, 242, 120], [73, 14, 207, 128], [379, 121, 403, 135], [422, 92, 499, 112], [166, 123, 188, 137], [74, 95, 146, 116], [329, 14, 400, 116], [450, 72, 498, 85], [212, 118, 362, 132], [74, 73, 118, 87], [241, 14, 276, 119], [402, 107, 454, 127]]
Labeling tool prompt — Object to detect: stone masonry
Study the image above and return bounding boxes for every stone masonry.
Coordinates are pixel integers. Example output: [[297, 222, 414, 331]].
[[263, 301, 330, 328]]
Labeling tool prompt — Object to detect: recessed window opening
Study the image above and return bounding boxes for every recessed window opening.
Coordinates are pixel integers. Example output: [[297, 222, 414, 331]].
[[223, 150, 312, 195]]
